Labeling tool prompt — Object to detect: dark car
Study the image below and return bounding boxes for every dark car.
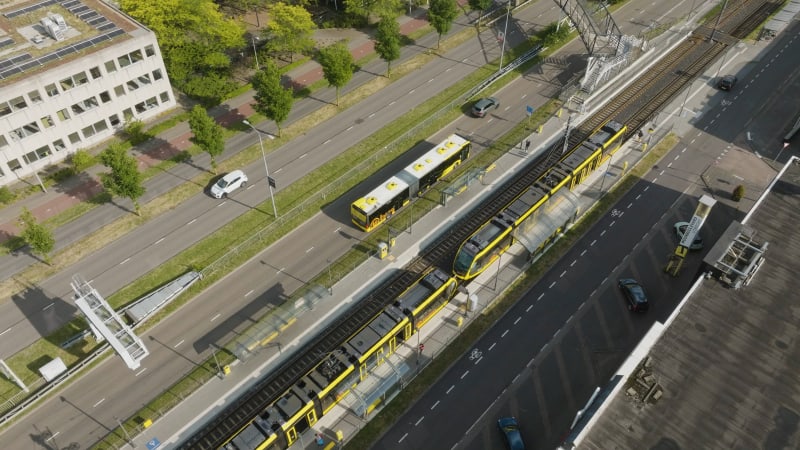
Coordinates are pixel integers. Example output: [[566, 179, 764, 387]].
[[471, 97, 499, 117], [718, 75, 737, 91], [498, 417, 526, 450], [673, 221, 704, 250], [618, 278, 649, 312]]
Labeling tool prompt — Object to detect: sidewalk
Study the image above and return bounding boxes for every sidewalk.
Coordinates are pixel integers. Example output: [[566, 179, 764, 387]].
[[0, 9, 430, 244]]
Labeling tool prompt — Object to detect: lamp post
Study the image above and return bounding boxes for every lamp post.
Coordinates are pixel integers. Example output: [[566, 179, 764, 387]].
[[498, 3, 511, 70], [115, 416, 135, 447], [242, 120, 278, 218], [251, 35, 260, 71]]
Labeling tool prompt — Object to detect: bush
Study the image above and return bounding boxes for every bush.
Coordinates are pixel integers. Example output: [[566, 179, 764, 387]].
[[732, 184, 745, 201], [70, 149, 95, 173], [50, 167, 76, 183], [124, 120, 151, 145], [0, 186, 14, 204]]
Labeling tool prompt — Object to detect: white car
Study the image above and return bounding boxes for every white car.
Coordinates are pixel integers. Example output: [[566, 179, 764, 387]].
[[210, 170, 248, 198]]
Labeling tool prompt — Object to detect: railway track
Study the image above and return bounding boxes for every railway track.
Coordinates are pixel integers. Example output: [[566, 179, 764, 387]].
[[181, 1, 780, 447]]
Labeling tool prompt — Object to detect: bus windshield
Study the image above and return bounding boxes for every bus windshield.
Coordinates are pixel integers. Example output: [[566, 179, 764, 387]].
[[351, 205, 368, 227]]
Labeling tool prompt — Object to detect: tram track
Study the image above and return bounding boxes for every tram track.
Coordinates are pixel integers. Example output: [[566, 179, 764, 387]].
[[182, 1, 780, 447]]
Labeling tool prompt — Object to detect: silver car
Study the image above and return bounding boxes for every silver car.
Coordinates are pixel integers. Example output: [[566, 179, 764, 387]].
[[210, 170, 248, 198]]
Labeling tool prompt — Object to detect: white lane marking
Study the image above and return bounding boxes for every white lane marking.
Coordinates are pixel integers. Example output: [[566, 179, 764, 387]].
[[627, 202, 633, 209], [514, 317, 521, 325], [398, 433, 408, 443], [299, 153, 308, 159], [409, 89, 416, 94], [674, 154, 680, 160], [667, 162, 673, 168], [553, 328, 561, 339], [431, 400, 440, 410], [47, 432, 60, 441], [0, 328, 11, 336], [415, 416, 424, 426], [43, 303, 54, 311], [570, 259, 577, 267], [653, 177, 658, 183], [306, 247, 314, 253], [635, 194, 641, 200], [390, 100, 396, 105], [174, 339, 184, 348], [501, 329, 509, 338], [155, 237, 165, 244], [428, 78, 434, 83], [368, 113, 376, 118], [446, 385, 455, 394], [211, 313, 221, 322], [245, 289, 254, 297], [334, 227, 341, 233], [560, 270, 567, 278], [476, 356, 483, 364], [346, 126, 353, 131], [580, 249, 587, 256], [538, 293, 544, 301], [548, 281, 556, 289], [643, 185, 649, 191], [93, 398, 105, 408], [461, 370, 469, 380], [136, 367, 147, 377], [187, 218, 197, 225], [610, 220, 616, 227], [526, 304, 533, 312], [600, 230, 606, 236], [590, 240, 596, 246], [489, 342, 497, 351], [120, 257, 131, 265]]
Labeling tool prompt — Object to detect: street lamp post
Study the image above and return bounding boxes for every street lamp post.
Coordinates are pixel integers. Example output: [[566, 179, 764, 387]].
[[251, 36, 260, 71], [242, 120, 278, 218], [115, 416, 135, 447], [499, 3, 511, 70]]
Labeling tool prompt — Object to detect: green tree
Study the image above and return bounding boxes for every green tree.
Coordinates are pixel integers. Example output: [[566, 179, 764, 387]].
[[120, 0, 244, 103], [100, 143, 145, 216], [251, 60, 294, 137], [19, 208, 55, 265], [345, 0, 401, 22], [69, 149, 95, 173], [318, 42, 354, 106], [264, 3, 315, 61], [428, 0, 458, 49], [188, 105, 225, 173], [375, 16, 401, 77], [468, 0, 492, 28]]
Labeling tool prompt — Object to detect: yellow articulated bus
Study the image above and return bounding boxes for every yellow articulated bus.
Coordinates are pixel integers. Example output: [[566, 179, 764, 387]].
[[351, 134, 471, 232]]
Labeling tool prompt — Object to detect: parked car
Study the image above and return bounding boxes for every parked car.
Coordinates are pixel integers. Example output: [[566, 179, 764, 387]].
[[718, 75, 737, 91], [618, 278, 649, 312], [210, 170, 248, 198], [673, 221, 704, 250], [497, 417, 526, 450], [471, 97, 499, 117]]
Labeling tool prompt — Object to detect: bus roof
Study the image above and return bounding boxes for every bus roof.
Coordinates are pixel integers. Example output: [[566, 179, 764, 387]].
[[401, 134, 470, 180], [353, 175, 410, 215]]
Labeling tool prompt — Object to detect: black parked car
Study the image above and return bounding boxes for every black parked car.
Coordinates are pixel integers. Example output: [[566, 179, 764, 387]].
[[718, 75, 737, 91], [618, 278, 649, 312]]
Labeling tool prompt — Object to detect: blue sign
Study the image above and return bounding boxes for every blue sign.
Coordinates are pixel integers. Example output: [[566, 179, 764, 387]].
[[146, 438, 161, 450], [526, 105, 535, 116]]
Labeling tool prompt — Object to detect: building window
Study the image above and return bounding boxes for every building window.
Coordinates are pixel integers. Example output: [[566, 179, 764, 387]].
[[108, 114, 121, 127], [135, 97, 158, 114], [24, 145, 51, 164], [68, 132, 80, 144], [90, 66, 102, 79], [45, 83, 59, 97], [159, 91, 170, 103], [11, 122, 41, 140], [144, 45, 155, 57], [52, 139, 66, 152], [28, 90, 42, 104], [130, 49, 143, 64], [0, 103, 10, 118], [71, 96, 99, 115], [126, 79, 140, 91], [0, 135, 8, 148], [105, 60, 117, 73], [82, 125, 96, 138], [56, 108, 70, 121], [93, 119, 109, 133], [114, 85, 125, 97], [41, 115, 55, 128], [152, 69, 163, 81], [122, 108, 133, 121], [7, 158, 22, 171], [99, 91, 112, 103], [117, 53, 132, 68], [137, 74, 152, 85], [74, 71, 89, 86], [59, 76, 75, 91]]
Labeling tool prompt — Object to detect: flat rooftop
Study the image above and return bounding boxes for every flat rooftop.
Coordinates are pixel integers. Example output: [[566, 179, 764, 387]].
[[578, 159, 800, 449], [0, 0, 140, 85]]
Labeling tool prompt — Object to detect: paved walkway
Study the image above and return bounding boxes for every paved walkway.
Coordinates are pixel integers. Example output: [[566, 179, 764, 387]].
[[0, 9, 431, 242]]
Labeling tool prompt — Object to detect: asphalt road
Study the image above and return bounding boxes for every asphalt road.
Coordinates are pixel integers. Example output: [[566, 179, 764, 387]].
[[372, 15, 800, 450], [0, 1, 581, 448]]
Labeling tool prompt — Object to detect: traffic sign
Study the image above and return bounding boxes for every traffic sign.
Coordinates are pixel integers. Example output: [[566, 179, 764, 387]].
[[268, 176, 276, 188], [419, 343, 425, 352], [146, 438, 161, 450], [526, 105, 534, 116]]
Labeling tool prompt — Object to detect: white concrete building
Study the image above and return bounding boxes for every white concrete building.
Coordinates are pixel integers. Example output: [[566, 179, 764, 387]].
[[0, 0, 175, 186]]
